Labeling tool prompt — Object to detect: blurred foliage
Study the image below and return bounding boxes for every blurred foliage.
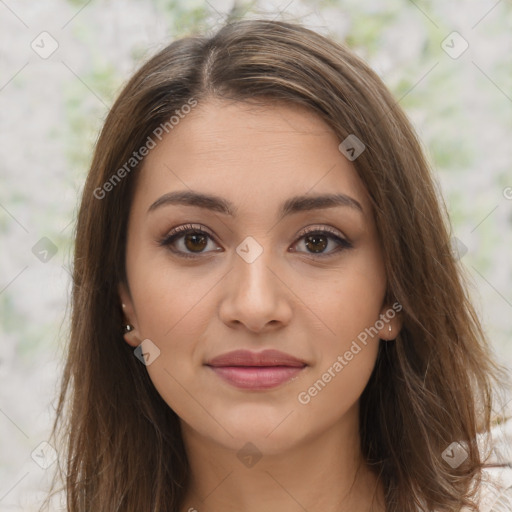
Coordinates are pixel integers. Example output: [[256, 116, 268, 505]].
[[155, 0, 210, 36]]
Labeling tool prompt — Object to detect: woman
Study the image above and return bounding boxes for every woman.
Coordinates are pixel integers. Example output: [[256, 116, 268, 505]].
[[46, 18, 511, 512]]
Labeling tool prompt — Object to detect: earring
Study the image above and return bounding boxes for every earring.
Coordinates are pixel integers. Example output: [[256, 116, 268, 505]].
[[124, 324, 134, 333], [388, 325, 392, 333]]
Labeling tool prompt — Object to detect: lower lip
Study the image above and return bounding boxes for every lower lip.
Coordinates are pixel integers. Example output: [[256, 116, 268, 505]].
[[208, 365, 305, 390]]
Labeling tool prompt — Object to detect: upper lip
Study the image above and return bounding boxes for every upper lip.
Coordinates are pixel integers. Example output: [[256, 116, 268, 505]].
[[206, 349, 307, 368]]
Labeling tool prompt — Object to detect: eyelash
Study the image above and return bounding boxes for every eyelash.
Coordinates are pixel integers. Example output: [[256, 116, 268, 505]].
[[158, 223, 353, 260]]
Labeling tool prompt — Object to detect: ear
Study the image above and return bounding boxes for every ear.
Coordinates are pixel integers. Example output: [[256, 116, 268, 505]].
[[118, 281, 142, 348], [377, 301, 403, 341]]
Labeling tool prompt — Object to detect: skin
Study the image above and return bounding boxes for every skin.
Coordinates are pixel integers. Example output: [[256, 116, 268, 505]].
[[119, 98, 402, 512]]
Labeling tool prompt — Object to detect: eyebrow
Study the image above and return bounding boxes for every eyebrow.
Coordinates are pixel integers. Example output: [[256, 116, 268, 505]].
[[147, 190, 364, 219]]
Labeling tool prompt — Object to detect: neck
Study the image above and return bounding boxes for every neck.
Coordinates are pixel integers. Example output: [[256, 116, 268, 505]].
[[179, 406, 385, 512]]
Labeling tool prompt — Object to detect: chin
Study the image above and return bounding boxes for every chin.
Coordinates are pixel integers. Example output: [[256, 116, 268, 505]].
[[226, 427, 301, 457], [186, 404, 305, 454]]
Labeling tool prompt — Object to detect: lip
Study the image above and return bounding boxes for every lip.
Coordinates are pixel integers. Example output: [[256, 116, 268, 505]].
[[205, 349, 307, 390]]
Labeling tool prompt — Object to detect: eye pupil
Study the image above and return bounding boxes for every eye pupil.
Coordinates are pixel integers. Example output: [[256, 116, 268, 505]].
[[305, 234, 328, 253], [185, 233, 208, 252]]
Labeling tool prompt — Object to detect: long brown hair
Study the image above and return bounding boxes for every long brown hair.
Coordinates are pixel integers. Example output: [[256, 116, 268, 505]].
[[45, 18, 509, 512]]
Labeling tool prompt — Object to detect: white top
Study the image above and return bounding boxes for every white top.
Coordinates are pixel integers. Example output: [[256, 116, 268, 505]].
[[460, 418, 512, 512]]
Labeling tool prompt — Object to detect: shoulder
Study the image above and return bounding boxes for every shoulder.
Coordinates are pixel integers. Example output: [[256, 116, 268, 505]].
[[467, 417, 512, 512]]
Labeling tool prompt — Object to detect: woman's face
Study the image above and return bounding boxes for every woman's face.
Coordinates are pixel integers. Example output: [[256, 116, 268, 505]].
[[119, 98, 400, 455]]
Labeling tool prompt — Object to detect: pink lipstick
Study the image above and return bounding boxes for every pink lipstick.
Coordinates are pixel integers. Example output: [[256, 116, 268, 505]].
[[205, 349, 306, 390]]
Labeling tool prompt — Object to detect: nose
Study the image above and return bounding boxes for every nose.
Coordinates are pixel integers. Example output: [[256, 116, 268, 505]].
[[218, 241, 293, 333]]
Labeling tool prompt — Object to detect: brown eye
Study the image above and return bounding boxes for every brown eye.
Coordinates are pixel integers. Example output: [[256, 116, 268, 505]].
[[183, 232, 208, 252], [304, 234, 328, 253], [292, 228, 352, 258], [159, 224, 221, 259]]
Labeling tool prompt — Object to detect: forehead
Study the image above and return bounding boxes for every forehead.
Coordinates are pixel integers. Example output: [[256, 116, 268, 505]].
[[134, 99, 371, 219]]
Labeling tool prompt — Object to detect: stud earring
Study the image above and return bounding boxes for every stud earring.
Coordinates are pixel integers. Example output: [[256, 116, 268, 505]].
[[124, 324, 134, 333]]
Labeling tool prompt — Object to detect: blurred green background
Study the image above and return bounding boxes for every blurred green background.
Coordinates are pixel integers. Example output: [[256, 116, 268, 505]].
[[1, 0, 511, 509]]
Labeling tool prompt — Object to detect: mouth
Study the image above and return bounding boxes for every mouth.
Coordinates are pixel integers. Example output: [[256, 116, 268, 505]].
[[205, 349, 307, 390]]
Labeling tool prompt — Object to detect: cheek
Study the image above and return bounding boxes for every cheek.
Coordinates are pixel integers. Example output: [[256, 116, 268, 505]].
[[296, 287, 382, 421], [128, 248, 220, 340], [296, 341, 379, 432], [315, 247, 386, 343], [296, 246, 385, 408], [125, 250, 224, 416]]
